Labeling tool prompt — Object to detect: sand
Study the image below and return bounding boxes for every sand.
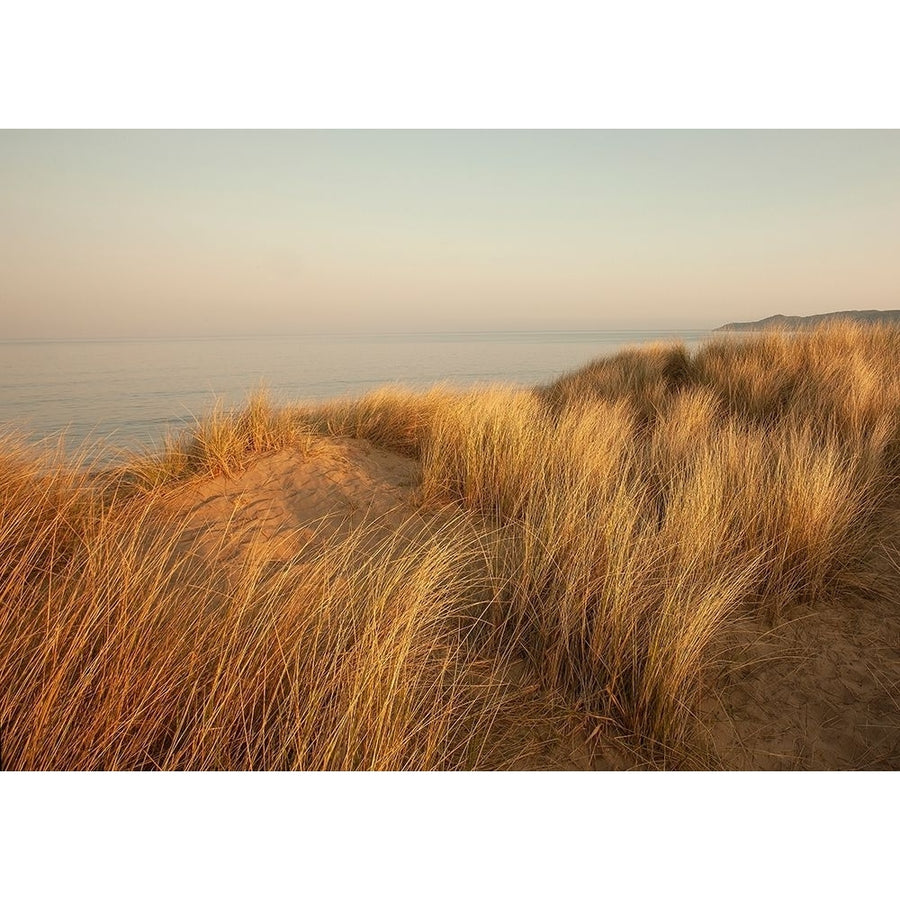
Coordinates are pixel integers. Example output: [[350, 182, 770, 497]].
[[702, 508, 900, 770], [167, 438, 424, 561], [160, 436, 900, 770]]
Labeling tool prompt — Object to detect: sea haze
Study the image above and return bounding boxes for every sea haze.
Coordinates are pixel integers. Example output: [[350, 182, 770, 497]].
[[0, 329, 708, 461]]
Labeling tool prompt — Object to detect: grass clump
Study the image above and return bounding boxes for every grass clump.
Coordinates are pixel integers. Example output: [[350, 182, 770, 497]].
[[302, 385, 450, 457], [114, 390, 318, 492]]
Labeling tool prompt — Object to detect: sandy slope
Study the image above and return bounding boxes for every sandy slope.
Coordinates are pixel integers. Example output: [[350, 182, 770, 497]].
[[167, 438, 424, 561], [162, 437, 900, 770], [702, 507, 900, 770], [162, 436, 609, 769]]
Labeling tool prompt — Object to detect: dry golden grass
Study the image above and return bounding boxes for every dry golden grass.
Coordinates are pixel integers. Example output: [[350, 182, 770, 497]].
[[112, 390, 318, 492], [0, 460, 532, 769], [2, 323, 899, 768], [301, 385, 451, 457]]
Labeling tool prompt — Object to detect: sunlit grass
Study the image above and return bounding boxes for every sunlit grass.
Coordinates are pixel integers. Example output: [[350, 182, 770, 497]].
[[2, 323, 898, 768]]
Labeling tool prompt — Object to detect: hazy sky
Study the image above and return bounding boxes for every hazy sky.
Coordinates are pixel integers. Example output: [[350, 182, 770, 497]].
[[1, 130, 898, 339]]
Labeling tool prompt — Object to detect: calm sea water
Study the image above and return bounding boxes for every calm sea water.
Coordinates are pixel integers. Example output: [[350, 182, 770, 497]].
[[0, 330, 708, 461]]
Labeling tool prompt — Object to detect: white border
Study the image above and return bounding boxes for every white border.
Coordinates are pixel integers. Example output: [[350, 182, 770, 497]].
[[2, 1, 900, 127]]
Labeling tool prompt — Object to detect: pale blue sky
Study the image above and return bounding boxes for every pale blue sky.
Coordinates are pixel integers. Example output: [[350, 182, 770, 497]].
[[1, 130, 898, 338]]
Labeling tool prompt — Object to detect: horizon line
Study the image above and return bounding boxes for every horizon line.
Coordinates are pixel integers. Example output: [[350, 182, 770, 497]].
[[0, 325, 714, 344]]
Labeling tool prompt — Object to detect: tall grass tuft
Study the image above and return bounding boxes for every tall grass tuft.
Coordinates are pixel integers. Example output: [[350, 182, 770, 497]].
[[113, 390, 319, 492]]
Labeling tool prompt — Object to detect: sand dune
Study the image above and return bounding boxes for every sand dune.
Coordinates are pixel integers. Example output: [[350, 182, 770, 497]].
[[159, 436, 900, 769], [167, 438, 422, 559], [160, 439, 614, 769], [4, 324, 900, 770]]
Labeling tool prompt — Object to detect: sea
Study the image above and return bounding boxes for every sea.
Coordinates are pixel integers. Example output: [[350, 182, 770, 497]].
[[0, 330, 709, 462]]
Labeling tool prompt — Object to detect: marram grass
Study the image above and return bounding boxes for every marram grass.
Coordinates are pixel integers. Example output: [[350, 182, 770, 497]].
[[1, 323, 898, 768]]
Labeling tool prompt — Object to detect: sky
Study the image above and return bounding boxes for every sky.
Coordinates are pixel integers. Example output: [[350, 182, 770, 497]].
[[1, 130, 899, 339]]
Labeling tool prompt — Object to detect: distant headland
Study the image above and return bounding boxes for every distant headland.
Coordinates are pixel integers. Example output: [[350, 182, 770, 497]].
[[715, 310, 900, 332]]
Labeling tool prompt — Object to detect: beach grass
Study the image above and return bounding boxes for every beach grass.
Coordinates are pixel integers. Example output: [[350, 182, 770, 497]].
[[2, 322, 898, 769]]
